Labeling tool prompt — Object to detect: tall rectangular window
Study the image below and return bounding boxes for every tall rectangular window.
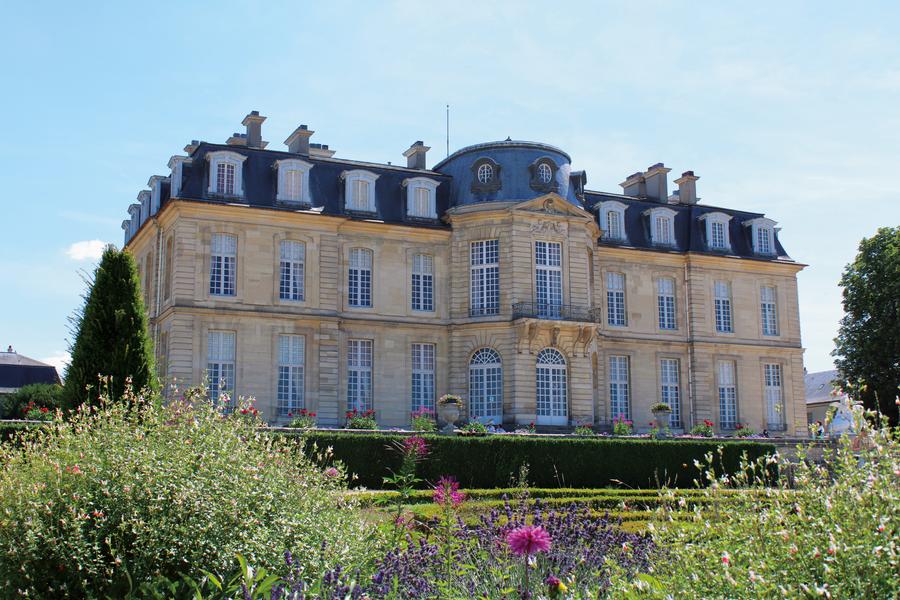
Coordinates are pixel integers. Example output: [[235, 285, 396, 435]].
[[760, 285, 778, 336], [606, 211, 622, 240], [710, 221, 726, 249], [718, 360, 737, 429], [764, 363, 784, 429], [411, 254, 434, 311], [411, 343, 435, 411], [714, 280, 732, 333], [757, 227, 772, 254], [657, 277, 676, 330], [350, 179, 369, 211], [279, 241, 305, 301], [283, 170, 302, 202], [660, 358, 681, 427], [163, 236, 174, 301], [609, 355, 630, 419], [277, 334, 305, 416], [348, 339, 373, 411], [535, 241, 562, 317], [470, 240, 499, 316], [656, 216, 672, 245], [348, 248, 373, 308], [209, 234, 236, 296], [216, 162, 235, 196], [606, 272, 626, 326], [207, 330, 235, 409], [412, 188, 431, 217]]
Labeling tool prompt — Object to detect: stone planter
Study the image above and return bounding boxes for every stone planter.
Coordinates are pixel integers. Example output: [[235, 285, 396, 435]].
[[437, 402, 461, 434], [651, 410, 672, 437]]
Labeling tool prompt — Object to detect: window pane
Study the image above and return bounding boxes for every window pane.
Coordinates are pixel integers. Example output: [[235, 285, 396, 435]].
[[660, 358, 681, 427], [607, 273, 626, 326], [277, 335, 305, 416], [718, 360, 737, 429], [210, 234, 237, 296], [279, 241, 305, 301], [470, 240, 499, 316], [349, 249, 373, 307], [657, 277, 676, 330], [609, 355, 630, 420]]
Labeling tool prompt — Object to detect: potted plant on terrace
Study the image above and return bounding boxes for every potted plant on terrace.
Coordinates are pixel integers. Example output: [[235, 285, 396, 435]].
[[437, 394, 463, 434], [650, 403, 672, 437]]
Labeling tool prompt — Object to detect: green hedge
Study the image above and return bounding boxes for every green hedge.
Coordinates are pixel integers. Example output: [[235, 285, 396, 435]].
[[293, 432, 776, 489]]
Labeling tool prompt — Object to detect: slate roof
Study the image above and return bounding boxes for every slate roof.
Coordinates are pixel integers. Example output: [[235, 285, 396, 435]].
[[804, 369, 839, 406], [582, 191, 791, 260], [130, 137, 794, 263], [0, 351, 61, 392]]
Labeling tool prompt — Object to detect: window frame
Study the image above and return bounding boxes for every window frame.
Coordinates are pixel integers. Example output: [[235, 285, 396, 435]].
[[468, 348, 503, 424], [714, 280, 733, 333], [348, 248, 373, 308], [745, 217, 778, 256], [411, 253, 434, 312], [534, 240, 563, 318], [764, 362, 785, 430], [403, 176, 439, 219], [659, 357, 682, 428], [207, 330, 236, 410], [341, 169, 379, 213], [645, 206, 678, 247], [207, 151, 247, 198], [277, 334, 305, 417], [656, 276, 677, 330], [608, 355, 630, 420], [279, 240, 306, 302], [597, 200, 628, 243], [275, 158, 313, 204], [760, 285, 779, 336], [470, 239, 500, 316], [717, 359, 738, 430], [700, 212, 733, 251], [209, 233, 237, 297], [606, 271, 627, 327], [411, 342, 436, 412], [347, 339, 374, 412]]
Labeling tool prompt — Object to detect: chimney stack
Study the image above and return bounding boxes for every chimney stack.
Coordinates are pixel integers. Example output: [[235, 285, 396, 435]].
[[285, 125, 314, 154], [643, 163, 671, 202], [674, 171, 700, 205], [620, 171, 646, 197], [309, 143, 336, 158], [184, 140, 200, 154], [242, 111, 268, 148], [403, 141, 430, 169]]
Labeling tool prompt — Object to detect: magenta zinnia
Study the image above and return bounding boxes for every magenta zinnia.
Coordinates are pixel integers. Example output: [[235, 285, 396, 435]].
[[403, 436, 428, 458], [507, 525, 551, 556]]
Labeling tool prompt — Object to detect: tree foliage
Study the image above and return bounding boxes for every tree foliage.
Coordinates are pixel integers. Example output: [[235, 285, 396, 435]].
[[63, 246, 157, 406], [833, 226, 900, 425]]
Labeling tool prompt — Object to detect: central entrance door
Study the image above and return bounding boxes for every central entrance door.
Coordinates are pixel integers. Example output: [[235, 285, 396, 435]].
[[536, 348, 567, 426]]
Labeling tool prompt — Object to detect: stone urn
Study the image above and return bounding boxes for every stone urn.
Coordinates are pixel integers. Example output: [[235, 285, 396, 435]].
[[650, 404, 672, 436], [437, 395, 463, 434]]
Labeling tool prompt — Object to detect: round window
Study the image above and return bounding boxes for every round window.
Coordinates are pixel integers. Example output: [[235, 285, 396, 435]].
[[537, 163, 553, 184], [477, 163, 494, 184]]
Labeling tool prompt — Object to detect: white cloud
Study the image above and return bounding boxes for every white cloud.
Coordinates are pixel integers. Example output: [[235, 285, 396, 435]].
[[40, 351, 71, 380], [66, 240, 107, 261]]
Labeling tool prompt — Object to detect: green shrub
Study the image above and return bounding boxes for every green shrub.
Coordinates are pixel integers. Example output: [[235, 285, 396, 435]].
[[293, 431, 776, 489], [0, 388, 382, 597], [0, 382, 65, 418], [610, 404, 900, 598]]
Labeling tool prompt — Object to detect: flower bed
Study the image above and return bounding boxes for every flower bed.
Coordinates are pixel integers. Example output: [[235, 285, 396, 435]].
[[293, 431, 776, 489]]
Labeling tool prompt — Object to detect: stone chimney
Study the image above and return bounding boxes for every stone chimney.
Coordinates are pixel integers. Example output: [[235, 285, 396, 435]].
[[403, 141, 430, 169], [226, 133, 247, 146], [620, 171, 646, 197], [643, 163, 671, 202], [674, 171, 700, 205], [184, 140, 200, 153], [285, 125, 314, 155], [242, 111, 268, 148], [309, 143, 336, 158]]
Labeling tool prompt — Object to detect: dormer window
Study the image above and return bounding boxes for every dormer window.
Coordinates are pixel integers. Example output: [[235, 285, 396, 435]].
[[528, 157, 559, 192], [341, 169, 379, 213], [207, 151, 247, 198], [745, 217, 778, 256], [470, 157, 502, 193], [700, 212, 733, 251], [275, 158, 313, 205], [645, 206, 677, 246], [403, 177, 439, 219], [597, 200, 628, 243], [538, 163, 552, 183]]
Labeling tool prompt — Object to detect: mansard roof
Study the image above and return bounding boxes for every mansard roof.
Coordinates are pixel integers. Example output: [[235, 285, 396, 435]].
[[583, 191, 791, 261]]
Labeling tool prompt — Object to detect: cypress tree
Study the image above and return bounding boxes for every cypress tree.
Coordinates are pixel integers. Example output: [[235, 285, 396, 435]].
[[63, 245, 157, 407]]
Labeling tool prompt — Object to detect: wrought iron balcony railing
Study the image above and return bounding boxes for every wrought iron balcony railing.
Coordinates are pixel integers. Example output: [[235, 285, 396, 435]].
[[512, 302, 598, 323]]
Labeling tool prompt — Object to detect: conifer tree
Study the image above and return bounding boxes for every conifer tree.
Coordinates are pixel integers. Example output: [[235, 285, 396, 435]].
[[63, 245, 157, 406]]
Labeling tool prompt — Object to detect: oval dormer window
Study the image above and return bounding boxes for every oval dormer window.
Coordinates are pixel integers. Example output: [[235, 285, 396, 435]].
[[477, 163, 494, 184], [537, 162, 552, 184]]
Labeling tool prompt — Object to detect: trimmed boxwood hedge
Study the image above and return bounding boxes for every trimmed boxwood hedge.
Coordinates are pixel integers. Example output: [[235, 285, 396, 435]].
[[292, 431, 776, 489]]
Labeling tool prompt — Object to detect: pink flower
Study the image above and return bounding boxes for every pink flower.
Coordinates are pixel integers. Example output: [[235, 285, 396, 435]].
[[506, 525, 551, 556], [403, 436, 428, 458], [721, 553, 730, 565], [324, 467, 340, 478], [433, 476, 465, 507]]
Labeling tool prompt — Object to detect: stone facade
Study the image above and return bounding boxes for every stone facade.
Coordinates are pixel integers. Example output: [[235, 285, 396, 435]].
[[124, 115, 806, 435]]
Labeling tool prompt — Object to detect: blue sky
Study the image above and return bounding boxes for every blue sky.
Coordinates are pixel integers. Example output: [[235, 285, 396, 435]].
[[1, 1, 898, 376]]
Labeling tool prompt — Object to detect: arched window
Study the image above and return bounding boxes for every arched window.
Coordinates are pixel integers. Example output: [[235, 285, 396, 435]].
[[536, 348, 567, 425], [469, 348, 502, 424]]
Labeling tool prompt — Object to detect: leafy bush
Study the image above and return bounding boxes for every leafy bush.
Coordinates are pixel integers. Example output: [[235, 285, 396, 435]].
[[611, 404, 900, 598], [734, 423, 756, 437], [295, 431, 776, 489], [345, 409, 377, 429], [287, 408, 317, 428], [0, 387, 382, 597], [461, 421, 488, 434], [690, 419, 715, 437], [0, 382, 65, 418], [612, 415, 634, 435], [573, 425, 595, 436], [410, 408, 437, 432]]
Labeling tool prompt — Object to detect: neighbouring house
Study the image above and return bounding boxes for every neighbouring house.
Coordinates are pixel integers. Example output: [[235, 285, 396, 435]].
[[0, 346, 61, 396], [805, 369, 838, 426], [120, 111, 807, 435]]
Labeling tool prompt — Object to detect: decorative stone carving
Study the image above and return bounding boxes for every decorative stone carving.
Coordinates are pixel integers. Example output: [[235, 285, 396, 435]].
[[530, 220, 567, 236]]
